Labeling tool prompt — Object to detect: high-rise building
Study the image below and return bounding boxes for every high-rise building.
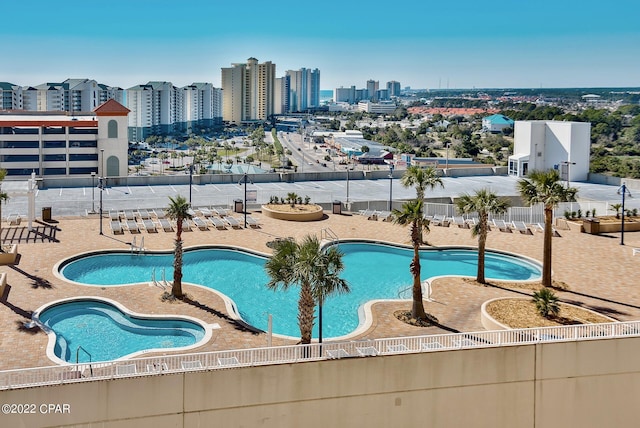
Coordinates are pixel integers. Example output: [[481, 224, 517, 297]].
[[0, 79, 124, 113], [274, 76, 290, 115], [366, 80, 379, 101], [127, 81, 222, 140], [387, 80, 401, 97], [221, 57, 275, 123], [284, 68, 321, 113]]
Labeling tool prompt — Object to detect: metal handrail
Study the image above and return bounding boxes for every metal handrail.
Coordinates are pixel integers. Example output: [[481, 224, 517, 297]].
[[76, 346, 93, 377], [1, 320, 638, 391]]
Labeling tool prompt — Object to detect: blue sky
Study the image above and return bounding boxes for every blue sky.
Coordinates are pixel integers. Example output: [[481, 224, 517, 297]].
[[2, 0, 639, 90]]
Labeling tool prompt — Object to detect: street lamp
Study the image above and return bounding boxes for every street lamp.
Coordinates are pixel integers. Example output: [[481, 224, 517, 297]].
[[617, 183, 632, 245], [561, 161, 576, 188], [238, 171, 252, 228], [99, 149, 104, 235], [388, 164, 394, 211], [188, 163, 193, 207], [89, 172, 96, 214], [345, 161, 350, 210]]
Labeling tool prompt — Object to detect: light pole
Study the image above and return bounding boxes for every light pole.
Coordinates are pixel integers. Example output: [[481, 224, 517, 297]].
[[90, 172, 96, 214], [445, 143, 450, 170], [388, 164, 394, 211], [561, 161, 576, 188], [238, 172, 252, 228], [345, 161, 350, 210], [188, 163, 193, 207], [99, 149, 104, 235], [617, 183, 632, 245]]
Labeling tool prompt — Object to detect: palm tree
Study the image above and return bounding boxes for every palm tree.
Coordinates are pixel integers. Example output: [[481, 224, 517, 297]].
[[532, 287, 560, 318], [400, 166, 443, 243], [165, 195, 192, 299], [393, 199, 430, 320], [265, 235, 349, 345], [455, 189, 510, 284], [517, 169, 577, 287], [0, 169, 8, 245]]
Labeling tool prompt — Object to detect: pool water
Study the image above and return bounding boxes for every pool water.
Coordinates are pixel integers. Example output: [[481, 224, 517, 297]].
[[59, 243, 541, 339], [37, 300, 206, 363]]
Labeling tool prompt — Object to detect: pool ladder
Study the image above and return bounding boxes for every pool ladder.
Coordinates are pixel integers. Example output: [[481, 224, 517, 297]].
[[131, 237, 145, 254], [151, 268, 171, 289], [397, 279, 432, 301]]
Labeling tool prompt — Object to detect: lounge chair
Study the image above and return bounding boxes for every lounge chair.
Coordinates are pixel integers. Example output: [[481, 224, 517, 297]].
[[454, 338, 477, 347], [217, 357, 240, 366], [181, 360, 203, 370], [535, 223, 561, 237], [431, 214, 449, 227], [633, 248, 640, 256], [137, 209, 151, 220], [124, 210, 136, 221], [146, 362, 168, 373], [180, 219, 192, 231], [326, 348, 350, 359], [125, 220, 140, 233], [452, 216, 469, 228], [214, 207, 230, 217], [246, 215, 261, 228], [153, 209, 167, 219], [208, 217, 227, 230], [198, 207, 213, 217], [224, 216, 242, 229], [115, 364, 137, 375], [421, 341, 443, 350], [355, 346, 378, 357], [386, 344, 409, 353], [7, 214, 21, 225], [465, 218, 478, 227], [492, 219, 512, 232], [110, 220, 123, 234], [376, 211, 393, 222], [142, 219, 157, 233], [158, 218, 173, 232], [192, 217, 209, 231], [512, 221, 533, 235], [109, 210, 119, 221]]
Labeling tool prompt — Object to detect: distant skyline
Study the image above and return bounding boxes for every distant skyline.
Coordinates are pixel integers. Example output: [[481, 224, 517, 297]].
[[2, 0, 639, 91]]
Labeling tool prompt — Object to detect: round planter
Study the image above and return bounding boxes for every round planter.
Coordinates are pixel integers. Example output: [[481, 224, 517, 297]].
[[261, 204, 324, 222]]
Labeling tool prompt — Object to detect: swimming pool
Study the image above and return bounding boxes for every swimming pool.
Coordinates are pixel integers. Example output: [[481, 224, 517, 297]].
[[57, 242, 541, 339], [34, 298, 208, 363]]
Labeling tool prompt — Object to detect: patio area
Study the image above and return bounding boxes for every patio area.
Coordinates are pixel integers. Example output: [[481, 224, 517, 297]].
[[1, 209, 639, 371]]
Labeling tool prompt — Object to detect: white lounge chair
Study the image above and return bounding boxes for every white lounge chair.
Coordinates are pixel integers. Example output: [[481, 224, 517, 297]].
[[386, 344, 409, 353], [7, 214, 21, 225], [214, 207, 230, 217], [246, 215, 261, 228], [376, 211, 393, 222], [512, 221, 533, 235], [224, 216, 242, 229], [180, 219, 192, 231], [326, 348, 350, 359], [115, 364, 137, 375], [109, 210, 119, 221], [158, 218, 173, 232], [110, 220, 123, 234], [492, 219, 512, 232], [217, 357, 240, 366], [431, 214, 449, 227], [153, 209, 167, 219], [452, 216, 469, 228], [137, 209, 151, 220], [142, 219, 157, 233], [198, 207, 213, 217], [192, 217, 209, 231], [536, 223, 561, 237], [181, 360, 203, 370], [146, 362, 168, 373], [356, 346, 378, 357], [421, 341, 443, 350], [633, 248, 640, 256], [124, 210, 136, 221], [125, 220, 140, 233], [208, 217, 227, 230]]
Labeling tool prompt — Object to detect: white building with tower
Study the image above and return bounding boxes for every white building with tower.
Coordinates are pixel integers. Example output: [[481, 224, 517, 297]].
[[508, 120, 591, 182]]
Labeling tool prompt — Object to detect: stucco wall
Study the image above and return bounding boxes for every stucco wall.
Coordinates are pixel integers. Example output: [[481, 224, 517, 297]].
[[2, 337, 640, 428]]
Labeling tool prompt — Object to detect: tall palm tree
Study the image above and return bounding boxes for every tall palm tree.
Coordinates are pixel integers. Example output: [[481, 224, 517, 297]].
[[165, 195, 192, 299], [400, 166, 443, 243], [517, 169, 577, 287], [393, 199, 430, 320], [265, 235, 349, 344], [0, 169, 8, 245], [455, 189, 510, 284]]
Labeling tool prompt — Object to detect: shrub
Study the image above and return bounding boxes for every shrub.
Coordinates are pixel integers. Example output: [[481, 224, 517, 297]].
[[592, 208, 596, 217], [577, 209, 582, 218], [564, 211, 571, 220], [304, 195, 311, 205], [571, 211, 577, 219], [532, 287, 560, 319]]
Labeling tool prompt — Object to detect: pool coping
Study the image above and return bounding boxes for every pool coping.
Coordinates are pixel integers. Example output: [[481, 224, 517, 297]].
[[32, 296, 214, 365]]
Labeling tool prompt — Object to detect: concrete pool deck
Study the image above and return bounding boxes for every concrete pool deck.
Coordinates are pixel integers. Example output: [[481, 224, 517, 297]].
[[1, 210, 639, 370]]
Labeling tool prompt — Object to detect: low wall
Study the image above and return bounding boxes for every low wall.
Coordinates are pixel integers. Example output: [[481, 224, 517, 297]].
[[0, 244, 18, 265], [261, 204, 324, 221], [3, 337, 640, 427]]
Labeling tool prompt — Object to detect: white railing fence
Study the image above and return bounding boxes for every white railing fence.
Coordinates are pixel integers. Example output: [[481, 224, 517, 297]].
[[2, 320, 639, 391]]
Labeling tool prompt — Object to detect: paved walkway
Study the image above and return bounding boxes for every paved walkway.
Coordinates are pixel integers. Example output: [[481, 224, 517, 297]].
[[1, 210, 639, 370]]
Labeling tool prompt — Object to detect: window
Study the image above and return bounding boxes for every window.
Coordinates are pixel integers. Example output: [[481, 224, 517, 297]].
[[6, 168, 39, 176], [44, 168, 67, 175], [44, 154, 66, 161], [1, 141, 39, 149], [69, 153, 98, 162], [44, 141, 66, 149], [70, 140, 97, 148], [108, 120, 118, 138], [4, 154, 39, 162], [70, 167, 96, 175]]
